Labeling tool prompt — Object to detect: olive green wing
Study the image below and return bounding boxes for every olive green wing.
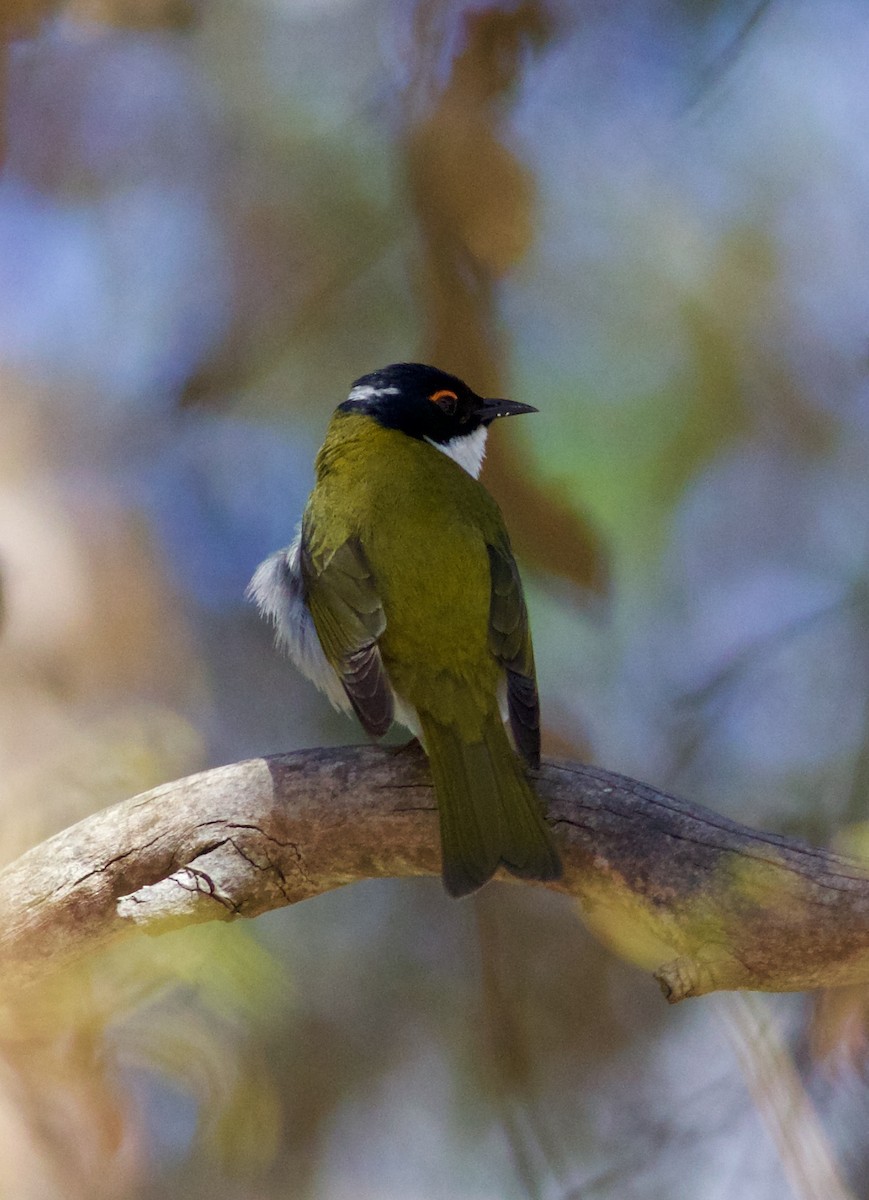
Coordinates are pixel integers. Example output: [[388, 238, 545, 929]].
[[487, 541, 540, 768], [301, 532, 393, 738]]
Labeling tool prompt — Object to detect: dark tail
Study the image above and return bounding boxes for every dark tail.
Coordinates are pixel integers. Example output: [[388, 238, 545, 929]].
[[419, 710, 562, 898]]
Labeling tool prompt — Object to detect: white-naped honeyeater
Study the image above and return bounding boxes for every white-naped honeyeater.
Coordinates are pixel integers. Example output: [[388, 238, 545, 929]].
[[247, 363, 562, 897]]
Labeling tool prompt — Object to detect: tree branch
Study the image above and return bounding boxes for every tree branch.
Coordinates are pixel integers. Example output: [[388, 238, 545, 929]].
[[2, 745, 869, 1004]]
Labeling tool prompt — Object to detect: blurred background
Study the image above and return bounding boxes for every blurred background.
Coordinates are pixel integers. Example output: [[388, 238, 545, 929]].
[[3, 0, 869, 1195]]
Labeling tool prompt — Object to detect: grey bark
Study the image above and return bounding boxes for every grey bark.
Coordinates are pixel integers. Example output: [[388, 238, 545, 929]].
[[2, 745, 869, 1003]]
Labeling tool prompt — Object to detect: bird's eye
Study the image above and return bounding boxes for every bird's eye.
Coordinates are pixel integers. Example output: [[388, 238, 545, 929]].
[[430, 389, 458, 415]]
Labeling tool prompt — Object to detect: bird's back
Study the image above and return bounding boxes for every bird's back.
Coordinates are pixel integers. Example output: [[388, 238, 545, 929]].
[[306, 410, 505, 731]]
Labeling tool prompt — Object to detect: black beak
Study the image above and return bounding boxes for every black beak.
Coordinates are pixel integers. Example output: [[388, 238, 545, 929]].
[[474, 398, 538, 424]]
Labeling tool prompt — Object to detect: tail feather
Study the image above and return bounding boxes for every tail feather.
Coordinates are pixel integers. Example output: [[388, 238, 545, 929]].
[[420, 710, 562, 898]]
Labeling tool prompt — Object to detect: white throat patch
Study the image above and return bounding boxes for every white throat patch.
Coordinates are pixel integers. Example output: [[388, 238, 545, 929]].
[[426, 425, 488, 479]]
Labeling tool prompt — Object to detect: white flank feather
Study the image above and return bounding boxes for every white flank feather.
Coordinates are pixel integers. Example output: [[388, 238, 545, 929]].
[[246, 531, 350, 714], [247, 530, 422, 738]]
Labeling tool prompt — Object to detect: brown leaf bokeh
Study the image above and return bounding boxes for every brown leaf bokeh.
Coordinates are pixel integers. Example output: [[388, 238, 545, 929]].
[[404, 2, 609, 599]]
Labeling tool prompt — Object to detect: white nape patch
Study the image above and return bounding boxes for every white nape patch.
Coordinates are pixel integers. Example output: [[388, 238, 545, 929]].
[[347, 384, 400, 403], [426, 425, 488, 479], [246, 530, 350, 715]]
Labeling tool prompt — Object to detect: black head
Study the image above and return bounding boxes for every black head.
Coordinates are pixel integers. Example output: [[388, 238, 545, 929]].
[[338, 362, 536, 445]]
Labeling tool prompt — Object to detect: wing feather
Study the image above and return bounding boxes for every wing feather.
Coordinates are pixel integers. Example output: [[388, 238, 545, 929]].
[[302, 533, 393, 737], [486, 542, 540, 768]]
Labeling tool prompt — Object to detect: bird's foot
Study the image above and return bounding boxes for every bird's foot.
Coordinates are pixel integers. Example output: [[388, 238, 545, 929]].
[[387, 736, 424, 758]]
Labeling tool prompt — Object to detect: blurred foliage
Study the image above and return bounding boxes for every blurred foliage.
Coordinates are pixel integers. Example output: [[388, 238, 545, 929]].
[[0, 923, 286, 1197], [5, 0, 869, 1197], [0, 0, 64, 37], [405, 1, 610, 601]]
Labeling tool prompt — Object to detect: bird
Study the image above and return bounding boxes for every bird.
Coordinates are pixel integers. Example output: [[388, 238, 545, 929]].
[[247, 362, 562, 897]]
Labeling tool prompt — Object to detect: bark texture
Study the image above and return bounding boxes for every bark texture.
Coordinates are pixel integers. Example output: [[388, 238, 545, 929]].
[[2, 745, 869, 1003]]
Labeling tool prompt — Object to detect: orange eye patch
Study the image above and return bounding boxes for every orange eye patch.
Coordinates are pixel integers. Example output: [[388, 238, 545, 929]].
[[430, 389, 458, 412]]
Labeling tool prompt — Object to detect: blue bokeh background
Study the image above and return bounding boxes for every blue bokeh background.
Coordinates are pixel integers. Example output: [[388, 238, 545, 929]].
[[4, 2, 869, 1197]]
